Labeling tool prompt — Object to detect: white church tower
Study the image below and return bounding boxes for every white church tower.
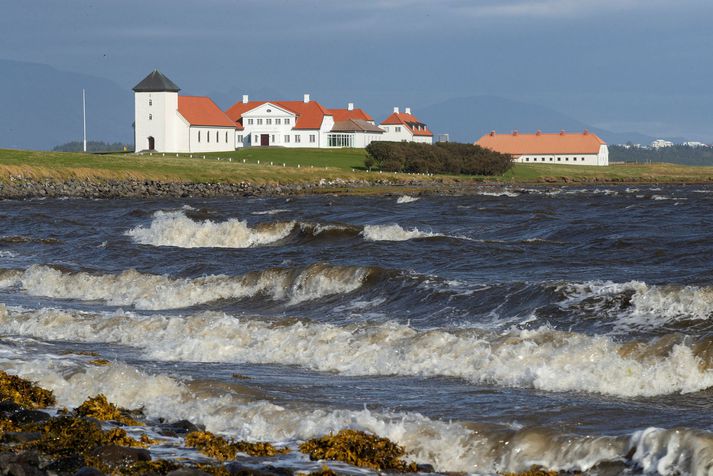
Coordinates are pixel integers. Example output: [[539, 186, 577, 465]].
[[133, 70, 181, 152]]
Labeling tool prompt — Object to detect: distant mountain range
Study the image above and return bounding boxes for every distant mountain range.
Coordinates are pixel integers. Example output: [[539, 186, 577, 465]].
[[0, 59, 685, 150]]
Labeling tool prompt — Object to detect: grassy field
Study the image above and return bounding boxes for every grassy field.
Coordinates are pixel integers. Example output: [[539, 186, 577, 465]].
[[1, 148, 713, 187]]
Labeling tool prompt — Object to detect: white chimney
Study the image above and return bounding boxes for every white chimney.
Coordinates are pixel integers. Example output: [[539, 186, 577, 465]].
[[393, 107, 399, 113], [405, 107, 411, 114], [348, 102, 354, 111], [304, 94, 310, 103], [242, 95, 249, 104]]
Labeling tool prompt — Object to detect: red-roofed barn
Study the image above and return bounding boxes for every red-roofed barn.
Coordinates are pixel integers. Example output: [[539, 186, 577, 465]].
[[476, 130, 609, 166]]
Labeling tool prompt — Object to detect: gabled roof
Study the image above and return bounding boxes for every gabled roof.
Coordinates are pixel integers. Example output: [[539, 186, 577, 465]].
[[381, 112, 433, 136], [331, 119, 384, 133], [178, 96, 235, 128], [329, 108, 373, 122], [475, 131, 606, 155], [225, 100, 330, 130], [133, 70, 180, 92]]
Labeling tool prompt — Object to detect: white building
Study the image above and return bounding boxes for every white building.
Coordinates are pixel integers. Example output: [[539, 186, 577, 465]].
[[133, 70, 236, 153], [379, 108, 433, 144], [133, 70, 435, 151], [682, 141, 708, 148], [650, 139, 674, 149], [225, 96, 384, 149], [476, 130, 609, 166]]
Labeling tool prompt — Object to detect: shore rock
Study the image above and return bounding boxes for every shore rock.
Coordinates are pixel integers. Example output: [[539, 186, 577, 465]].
[[89, 445, 150, 466]]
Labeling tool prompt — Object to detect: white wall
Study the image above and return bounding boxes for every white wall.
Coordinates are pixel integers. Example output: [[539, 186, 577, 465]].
[[134, 91, 180, 152], [240, 103, 297, 147], [413, 135, 433, 144], [378, 124, 413, 142], [188, 126, 235, 153], [514, 152, 605, 166]]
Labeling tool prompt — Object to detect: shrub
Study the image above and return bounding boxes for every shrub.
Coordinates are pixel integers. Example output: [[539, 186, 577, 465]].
[[365, 141, 512, 176]]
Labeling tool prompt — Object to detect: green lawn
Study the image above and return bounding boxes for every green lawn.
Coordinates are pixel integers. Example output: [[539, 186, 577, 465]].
[[2, 148, 713, 188]]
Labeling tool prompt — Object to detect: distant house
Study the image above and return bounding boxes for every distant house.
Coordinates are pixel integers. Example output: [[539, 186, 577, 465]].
[[476, 130, 609, 166], [133, 70, 235, 153], [379, 108, 433, 144], [650, 139, 674, 149]]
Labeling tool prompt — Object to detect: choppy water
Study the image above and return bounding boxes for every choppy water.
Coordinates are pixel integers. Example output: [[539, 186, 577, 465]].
[[2, 185, 713, 474]]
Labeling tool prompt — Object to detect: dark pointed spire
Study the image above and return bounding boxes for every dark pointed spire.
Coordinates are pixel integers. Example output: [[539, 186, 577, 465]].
[[132, 69, 180, 92]]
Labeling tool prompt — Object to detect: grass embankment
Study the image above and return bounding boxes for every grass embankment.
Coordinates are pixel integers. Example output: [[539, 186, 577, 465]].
[[1, 148, 713, 188]]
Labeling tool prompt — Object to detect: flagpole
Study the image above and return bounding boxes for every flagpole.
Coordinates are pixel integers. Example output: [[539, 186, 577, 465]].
[[82, 89, 87, 152]]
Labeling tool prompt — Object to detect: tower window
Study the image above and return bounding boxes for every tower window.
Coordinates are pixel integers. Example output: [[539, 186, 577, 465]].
[[148, 114, 152, 120], [149, 99, 152, 106]]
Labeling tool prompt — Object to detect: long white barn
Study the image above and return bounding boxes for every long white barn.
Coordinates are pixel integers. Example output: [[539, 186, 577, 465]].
[[133, 70, 432, 153], [476, 130, 609, 166]]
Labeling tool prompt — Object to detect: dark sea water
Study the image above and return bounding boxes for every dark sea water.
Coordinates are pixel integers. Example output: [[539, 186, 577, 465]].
[[2, 185, 713, 474]]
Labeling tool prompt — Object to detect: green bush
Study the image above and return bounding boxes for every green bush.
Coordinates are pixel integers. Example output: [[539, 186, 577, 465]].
[[365, 141, 512, 176]]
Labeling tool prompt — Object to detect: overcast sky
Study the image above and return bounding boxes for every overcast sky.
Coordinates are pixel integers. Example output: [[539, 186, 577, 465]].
[[3, 0, 712, 140]]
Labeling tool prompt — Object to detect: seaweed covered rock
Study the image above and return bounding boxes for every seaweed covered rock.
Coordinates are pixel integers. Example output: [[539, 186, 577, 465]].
[[75, 394, 142, 426], [298, 429, 416, 472], [185, 431, 287, 462], [0, 371, 56, 409]]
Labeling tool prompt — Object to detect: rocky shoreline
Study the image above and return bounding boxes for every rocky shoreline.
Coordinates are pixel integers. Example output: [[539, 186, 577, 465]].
[[0, 175, 701, 200]]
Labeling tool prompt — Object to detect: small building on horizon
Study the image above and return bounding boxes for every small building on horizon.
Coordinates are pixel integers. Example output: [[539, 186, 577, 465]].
[[475, 130, 609, 166]]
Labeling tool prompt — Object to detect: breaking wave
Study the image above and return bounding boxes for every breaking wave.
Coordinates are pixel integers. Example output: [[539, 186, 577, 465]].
[[396, 195, 419, 204], [362, 224, 441, 241], [558, 280, 713, 329], [3, 353, 713, 474], [0, 264, 371, 309], [4, 306, 713, 398], [126, 210, 295, 248]]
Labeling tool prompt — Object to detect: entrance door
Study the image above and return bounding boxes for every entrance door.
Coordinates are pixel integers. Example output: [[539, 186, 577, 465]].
[[148, 136, 155, 150], [260, 134, 269, 146]]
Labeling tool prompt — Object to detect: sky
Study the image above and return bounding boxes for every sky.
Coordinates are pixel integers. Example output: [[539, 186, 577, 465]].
[[2, 0, 712, 140]]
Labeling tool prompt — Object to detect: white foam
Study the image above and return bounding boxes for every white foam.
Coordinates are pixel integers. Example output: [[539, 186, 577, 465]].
[[477, 190, 520, 197], [362, 224, 439, 241], [126, 210, 295, 248], [4, 308, 713, 398], [396, 195, 419, 204], [251, 209, 289, 215], [6, 264, 369, 310], [560, 280, 713, 329], [0, 251, 17, 258], [630, 427, 713, 476]]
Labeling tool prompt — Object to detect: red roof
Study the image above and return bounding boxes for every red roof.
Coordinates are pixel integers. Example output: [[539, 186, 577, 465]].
[[329, 108, 373, 122], [177, 96, 236, 128], [476, 131, 606, 155], [225, 100, 330, 130], [381, 112, 433, 136]]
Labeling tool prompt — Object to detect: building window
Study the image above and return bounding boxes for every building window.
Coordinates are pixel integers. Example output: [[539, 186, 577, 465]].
[[327, 133, 354, 147], [225, 131, 228, 142], [284, 135, 290, 143], [247, 119, 254, 125], [549, 158, 553, 161], [266, 118, 272, 125], [395, 126, 401, 132], [198, 131, 201, 143], [525, 157, 529, 162], [237, 135, 243, 142], [207, 131, 210, 143], [275, 118, 281, 125], [309, 134, 316, 143], [257, 119, 263, 125], [148, 114, 152, 120], [557, 157, 561, 161], [271, 134, 275, 142], [148, 99, 152, 106], [285, 118, 290, 125], [295, 135, 301, 143]]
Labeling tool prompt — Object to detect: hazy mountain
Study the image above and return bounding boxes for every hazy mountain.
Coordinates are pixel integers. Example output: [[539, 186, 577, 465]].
[[0, 59, 132, 150], [418, 95, 659, 145]]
